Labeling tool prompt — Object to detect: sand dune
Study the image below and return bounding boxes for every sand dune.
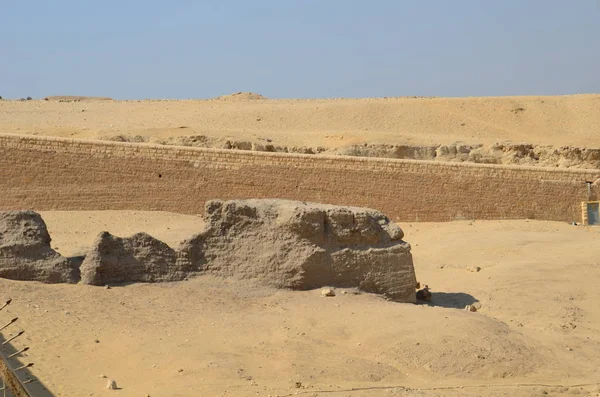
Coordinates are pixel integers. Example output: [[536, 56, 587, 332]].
[[1, 94, 599, 148]]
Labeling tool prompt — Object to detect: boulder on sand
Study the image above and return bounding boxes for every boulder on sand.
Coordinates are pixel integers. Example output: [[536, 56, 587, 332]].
[[177, 199, 417, 302], [79, 232, 194, 286], [0, 211, 79, 283]]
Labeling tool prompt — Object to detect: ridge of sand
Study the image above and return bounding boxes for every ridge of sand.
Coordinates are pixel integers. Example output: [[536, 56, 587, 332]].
[[42, 96, 114, 102], [212, 91, 267, 101], [1, 94, 599, 149]]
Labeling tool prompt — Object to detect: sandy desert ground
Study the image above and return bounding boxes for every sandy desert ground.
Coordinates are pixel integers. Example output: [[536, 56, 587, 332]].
[[2, 211, 600, 396], [2, 94, 600, 395], [1, 94, 600, 149]]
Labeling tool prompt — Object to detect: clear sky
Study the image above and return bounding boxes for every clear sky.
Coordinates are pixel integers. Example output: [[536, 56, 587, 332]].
[[1, 0, 598, 99]]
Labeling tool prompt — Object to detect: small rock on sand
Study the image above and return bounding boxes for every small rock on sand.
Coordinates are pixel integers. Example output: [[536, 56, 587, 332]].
[[106, 379, 117, 389], [465, 304, 478, 312], [321, 288, 335, 297], [466, 266, 481, 272], [416, 287, 431, 302]]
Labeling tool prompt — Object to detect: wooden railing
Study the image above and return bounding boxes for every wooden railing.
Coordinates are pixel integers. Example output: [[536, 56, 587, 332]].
[[0, 299, 33, 397]]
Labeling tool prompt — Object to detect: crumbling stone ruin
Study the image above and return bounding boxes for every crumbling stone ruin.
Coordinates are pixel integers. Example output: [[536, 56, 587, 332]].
[[177, 199, 417, 302], [0, 211, 79, 283], [79, 232, 194, 286], [0, 201, 417, 302]]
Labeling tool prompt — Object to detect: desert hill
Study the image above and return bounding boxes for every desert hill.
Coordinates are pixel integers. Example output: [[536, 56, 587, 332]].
[[0, 94, 597, 146], [2, 93, 600, 167]]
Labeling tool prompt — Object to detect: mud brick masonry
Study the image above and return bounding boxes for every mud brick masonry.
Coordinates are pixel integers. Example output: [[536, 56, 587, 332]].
[[0, 134, 598, 222]]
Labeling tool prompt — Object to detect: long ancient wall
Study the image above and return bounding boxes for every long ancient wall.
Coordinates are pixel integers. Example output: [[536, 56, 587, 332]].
[[0, 134, 598, 222]]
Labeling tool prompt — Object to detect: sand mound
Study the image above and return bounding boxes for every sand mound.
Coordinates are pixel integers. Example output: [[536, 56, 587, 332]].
[[0, 211, 79, 283], [79, 232, 193, 285], [178, 199, 417, 302], [43, 96, 113, 102], [372, 306, 547, 379], [212, 92, 267, 101]]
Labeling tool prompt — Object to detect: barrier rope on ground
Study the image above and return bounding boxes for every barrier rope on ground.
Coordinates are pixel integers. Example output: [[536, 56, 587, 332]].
[[0, 299, 33, 397]]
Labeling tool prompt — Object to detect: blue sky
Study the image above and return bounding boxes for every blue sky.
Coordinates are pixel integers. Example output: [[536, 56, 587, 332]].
[[1, 0, 598, 99]]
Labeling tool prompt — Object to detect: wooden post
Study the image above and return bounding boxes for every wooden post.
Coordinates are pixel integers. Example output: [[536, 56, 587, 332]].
[[0, 350, 33, 397]]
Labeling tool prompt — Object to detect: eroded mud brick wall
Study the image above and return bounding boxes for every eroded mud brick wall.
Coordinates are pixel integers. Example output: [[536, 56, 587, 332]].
[[0, 134, 598, 222]]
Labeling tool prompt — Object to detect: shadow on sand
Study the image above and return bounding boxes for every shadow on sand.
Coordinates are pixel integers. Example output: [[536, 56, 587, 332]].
[[0, 332, 57, 397], [423, 292, 478, 309]]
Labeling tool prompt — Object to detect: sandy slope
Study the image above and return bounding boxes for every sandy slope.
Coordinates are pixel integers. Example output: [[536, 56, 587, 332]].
[[1, 94, 600, 148], [1, 211, 600, 396]]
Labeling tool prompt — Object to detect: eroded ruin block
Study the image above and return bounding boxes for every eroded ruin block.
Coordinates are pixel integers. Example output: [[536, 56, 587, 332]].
[[79, 232, 193, 285], [177, 199, 416, 302], [0, 211, 79, 283]]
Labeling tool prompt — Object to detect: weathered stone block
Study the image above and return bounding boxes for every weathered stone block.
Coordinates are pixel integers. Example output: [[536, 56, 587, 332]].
[[177, 199, 417, 302], [80, 232, 193, 285], [0, 211, 79, 283]]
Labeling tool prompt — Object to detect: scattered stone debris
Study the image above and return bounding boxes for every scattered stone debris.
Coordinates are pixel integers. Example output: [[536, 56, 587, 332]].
[[295, 381, 302, 388], [466, 266, 481, 273], [321, 288, 336, 297], [106, 379, 117, 389]]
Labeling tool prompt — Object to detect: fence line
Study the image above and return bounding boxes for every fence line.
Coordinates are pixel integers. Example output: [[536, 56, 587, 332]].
[[0, 299, 33, 397]]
